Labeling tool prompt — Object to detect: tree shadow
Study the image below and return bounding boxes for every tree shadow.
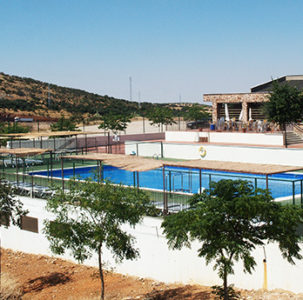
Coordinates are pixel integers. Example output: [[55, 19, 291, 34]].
[[144, 286, 212, 300], [23, 272, 71, 293]]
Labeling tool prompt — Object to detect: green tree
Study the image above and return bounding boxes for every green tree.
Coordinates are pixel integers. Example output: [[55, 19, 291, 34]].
[[0, 179, 28, 228], [264, 82, 303, 131], [98, 112, 132, 134], [184, 104, 210, 122], [0, 122, 29, 134], [147, 106, 176, 132], [162, 179, 303, 300], [44, 180, 153, 300], [0, 179, 28, 275], [50, 116, 79, 131]]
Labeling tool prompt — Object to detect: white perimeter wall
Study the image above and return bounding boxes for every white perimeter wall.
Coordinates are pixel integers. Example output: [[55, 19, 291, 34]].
[[126, 141, 303, 167], [1, 196, 303, 293], [165, 131, 284, 146], [164, 144, 303, 167], [126, 141, 163, 157], [165, 131, 208, 142]]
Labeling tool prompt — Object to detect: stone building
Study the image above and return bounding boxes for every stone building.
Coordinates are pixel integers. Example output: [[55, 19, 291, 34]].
[[204, 75, 303, 123]]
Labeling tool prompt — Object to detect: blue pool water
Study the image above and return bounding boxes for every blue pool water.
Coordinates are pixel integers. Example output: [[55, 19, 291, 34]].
[[31, 165, 303, 199]]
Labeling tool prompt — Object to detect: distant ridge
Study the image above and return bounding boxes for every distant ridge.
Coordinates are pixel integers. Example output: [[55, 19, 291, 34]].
[[0, 72, 209, 121], [0, 72, 140, 119]]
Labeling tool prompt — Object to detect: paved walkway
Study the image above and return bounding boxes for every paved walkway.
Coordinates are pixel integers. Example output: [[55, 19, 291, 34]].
[[137, 139, 303, 149]]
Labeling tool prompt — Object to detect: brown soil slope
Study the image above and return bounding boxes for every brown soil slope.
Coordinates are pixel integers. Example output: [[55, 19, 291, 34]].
[[1, 248, 302, 300]]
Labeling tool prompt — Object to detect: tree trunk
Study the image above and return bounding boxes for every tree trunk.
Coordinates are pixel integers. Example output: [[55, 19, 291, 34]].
[[224, 267, 228, 300], [284, 126, 288, 148], [98, 243, 105, 300]]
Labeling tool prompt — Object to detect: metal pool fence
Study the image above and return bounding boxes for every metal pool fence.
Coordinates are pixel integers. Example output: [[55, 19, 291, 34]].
[[1, 154, 303, 212]]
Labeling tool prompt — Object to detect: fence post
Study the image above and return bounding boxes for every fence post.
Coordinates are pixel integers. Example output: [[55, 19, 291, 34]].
[[161, 141, 163, 158], [50, 151, 53, 182], [31, 174, 34, 198], [293, 181, 295, 205], [73, 162, 75, 178], [16, 156, 19, 186], [301, 180, 303, 207], [107, 132, 110, 154], [85, 134, 88, 154], [22, 158, 25, 182], [199, 169, 202, 194], [47, 160, 49, 178], [136, 171, 140, 189], [61, 158, 64, 193], [162, 166, 168, 214], [254, 177, 257, 194], [168, 171, 171, 193], [100, 161, 103, 182], [133, 172, 136, 188], [97, 160, 100, 183]]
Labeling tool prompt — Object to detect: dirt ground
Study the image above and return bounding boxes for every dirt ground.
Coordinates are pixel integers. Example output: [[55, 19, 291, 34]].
[[1, 248, 303, 300]]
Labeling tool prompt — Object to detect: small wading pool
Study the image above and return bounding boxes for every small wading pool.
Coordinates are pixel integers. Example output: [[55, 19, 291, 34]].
[[30, 165, 303, 200]]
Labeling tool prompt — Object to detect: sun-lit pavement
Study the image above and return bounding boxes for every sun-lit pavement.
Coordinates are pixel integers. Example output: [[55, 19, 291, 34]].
[[82, 119, 187, 135]]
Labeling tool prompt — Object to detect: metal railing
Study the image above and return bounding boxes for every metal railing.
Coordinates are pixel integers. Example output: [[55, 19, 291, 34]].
[[1, 155, 303, 214]]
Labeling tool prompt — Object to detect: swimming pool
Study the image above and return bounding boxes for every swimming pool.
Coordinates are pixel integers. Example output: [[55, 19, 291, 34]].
[[31, 165, 303, 200]]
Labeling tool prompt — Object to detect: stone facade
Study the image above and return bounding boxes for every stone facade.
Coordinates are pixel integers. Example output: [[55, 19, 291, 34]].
[[203, 92, 270, 123]]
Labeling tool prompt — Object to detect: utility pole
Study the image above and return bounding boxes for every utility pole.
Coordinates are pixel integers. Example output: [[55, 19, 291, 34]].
[[129, 76, 132, 101], [138, 91, 145, 134]]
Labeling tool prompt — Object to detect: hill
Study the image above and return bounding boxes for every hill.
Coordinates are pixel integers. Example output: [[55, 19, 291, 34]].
[[0, 72, 209, 121], [0, 72, 141, 121]]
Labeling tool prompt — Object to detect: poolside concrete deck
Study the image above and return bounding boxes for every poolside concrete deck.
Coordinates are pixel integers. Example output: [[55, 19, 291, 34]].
[[140, 139, 303, 149]]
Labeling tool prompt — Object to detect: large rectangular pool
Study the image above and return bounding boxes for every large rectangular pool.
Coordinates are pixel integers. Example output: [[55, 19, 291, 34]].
[[31, 165, 303, 200]]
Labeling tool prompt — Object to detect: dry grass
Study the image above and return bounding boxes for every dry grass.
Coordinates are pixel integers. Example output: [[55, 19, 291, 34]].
[[0, 273, 23, 300]]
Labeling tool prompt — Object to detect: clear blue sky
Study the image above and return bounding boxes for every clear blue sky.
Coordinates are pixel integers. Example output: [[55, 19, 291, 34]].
[[1, 0, 303, 103]]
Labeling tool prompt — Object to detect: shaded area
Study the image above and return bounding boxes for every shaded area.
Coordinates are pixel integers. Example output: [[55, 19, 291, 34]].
[[23, 272, 71, 293]]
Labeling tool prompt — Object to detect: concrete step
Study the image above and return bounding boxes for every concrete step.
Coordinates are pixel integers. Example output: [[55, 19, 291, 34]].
[[286, 131, 303, 145]]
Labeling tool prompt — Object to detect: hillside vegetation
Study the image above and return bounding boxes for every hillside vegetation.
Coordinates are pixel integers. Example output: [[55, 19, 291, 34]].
[[0, 72, 209, 121]]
